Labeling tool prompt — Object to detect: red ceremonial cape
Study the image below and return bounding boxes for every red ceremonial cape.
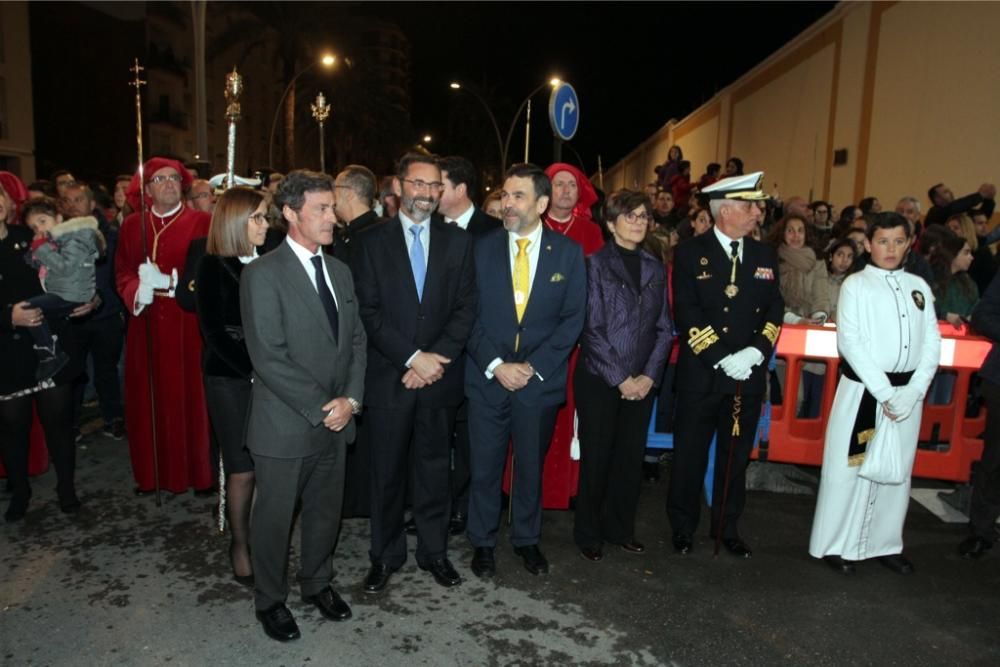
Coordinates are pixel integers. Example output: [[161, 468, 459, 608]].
[[115, 204, 211, 493]]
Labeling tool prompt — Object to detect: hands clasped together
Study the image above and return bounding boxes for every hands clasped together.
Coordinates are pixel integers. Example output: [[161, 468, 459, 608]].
[[718, 346, 765, 381]]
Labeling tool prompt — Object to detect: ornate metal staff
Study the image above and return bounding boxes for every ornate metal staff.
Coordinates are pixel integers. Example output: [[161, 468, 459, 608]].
[[311, 92, 330, 173], [224, 67, 243, 190], [130, 59, 162, 507], [714, 382, 743, 557]]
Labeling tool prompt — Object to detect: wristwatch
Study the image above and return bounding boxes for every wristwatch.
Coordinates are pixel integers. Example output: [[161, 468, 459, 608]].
[[347, 397, 361, 415]]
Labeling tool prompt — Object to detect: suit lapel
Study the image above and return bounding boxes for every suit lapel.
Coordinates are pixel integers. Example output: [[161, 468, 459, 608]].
[[423, 219, 448, 309], [323, 255, 347, 350], [279, 242, 338, 346], [496, 230, 518, 324], [522, 227, 556, 323]]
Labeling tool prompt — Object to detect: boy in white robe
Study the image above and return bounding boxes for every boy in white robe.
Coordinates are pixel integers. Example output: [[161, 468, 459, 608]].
[[809, 212, 940, 575]]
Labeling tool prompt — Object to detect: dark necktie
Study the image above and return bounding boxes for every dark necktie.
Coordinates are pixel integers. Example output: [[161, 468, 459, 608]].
[[310, 255, 339, 342]]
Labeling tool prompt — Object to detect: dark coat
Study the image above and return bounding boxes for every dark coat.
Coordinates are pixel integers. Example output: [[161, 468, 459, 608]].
[[972, 272, 1000, 386], [353, 216, 478, 409], [466, 208, 502, 237], [195, 255, 251, 379], [672, 230, 784, 395], [580, 242, 673, 388], [328, 209, 386, 269], [0, 224, 82, 394], [464, 226, 587, 408]]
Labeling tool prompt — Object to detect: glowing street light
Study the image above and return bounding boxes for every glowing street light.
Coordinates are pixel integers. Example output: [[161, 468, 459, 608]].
[[268, 53, 338, 168]]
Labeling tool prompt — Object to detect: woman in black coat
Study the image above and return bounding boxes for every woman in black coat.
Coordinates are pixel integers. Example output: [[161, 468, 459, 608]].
[[0, 172, 93, 522], [195, 187, 269, 585]]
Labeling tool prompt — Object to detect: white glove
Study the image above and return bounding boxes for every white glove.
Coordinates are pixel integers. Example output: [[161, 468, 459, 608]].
[[139, 261, 173, 290], [719, 346, 764, 381], [887, 385, 922, 422], [136, 283, 154, 307]]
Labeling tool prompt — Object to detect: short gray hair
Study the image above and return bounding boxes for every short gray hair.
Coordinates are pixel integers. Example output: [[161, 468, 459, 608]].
[[897, 196, 921, 213]]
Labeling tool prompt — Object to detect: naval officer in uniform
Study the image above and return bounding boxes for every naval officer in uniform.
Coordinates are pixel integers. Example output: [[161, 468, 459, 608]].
[[667, 172, 784, 558]]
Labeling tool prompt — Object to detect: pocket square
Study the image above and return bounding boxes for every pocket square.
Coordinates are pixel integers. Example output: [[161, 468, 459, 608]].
[[550, 273, 565, 283]]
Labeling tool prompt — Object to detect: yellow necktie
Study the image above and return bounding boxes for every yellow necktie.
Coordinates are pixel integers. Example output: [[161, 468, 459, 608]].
[[514, 238, 531, 322]]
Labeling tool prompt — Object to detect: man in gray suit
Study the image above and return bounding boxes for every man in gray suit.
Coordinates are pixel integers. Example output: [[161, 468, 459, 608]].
[[241, 170, 366, 642]]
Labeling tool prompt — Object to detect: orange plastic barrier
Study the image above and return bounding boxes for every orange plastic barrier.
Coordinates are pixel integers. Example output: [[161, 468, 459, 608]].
[[759, 323, 991, 482]]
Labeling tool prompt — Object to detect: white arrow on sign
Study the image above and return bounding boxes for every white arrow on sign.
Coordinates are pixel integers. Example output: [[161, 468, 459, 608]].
[[560, 99, 576, 128]]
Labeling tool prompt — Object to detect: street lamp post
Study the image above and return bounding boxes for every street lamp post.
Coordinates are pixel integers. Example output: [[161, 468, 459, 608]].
[[268, 54, 335, 169], [311, 92, 331, 173], [449, 82, 505, 178], [501, 78, 560, 170]]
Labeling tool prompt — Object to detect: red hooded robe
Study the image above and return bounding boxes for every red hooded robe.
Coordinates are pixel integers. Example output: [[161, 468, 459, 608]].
[[115, 158, 212, 493], [528, 163, 605, 508]]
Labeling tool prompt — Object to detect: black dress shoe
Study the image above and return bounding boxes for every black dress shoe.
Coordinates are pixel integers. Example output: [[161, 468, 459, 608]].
[[642, 461, 661, 482], [672, 533, 693, 555], [877, 553, 914, 575], [959, 536, 993, 560], [4, 491, 31, 523], [513, 544, 549, 575], [822, 555, 856, 575], [404, 516, 417, 536], [255, 603, 301, 642], [420, 558, 462, 587], [59, 495, 82, 514], [579, 546, 603, 562], [363, 563, 397, 594], [471, 547, 496, 578], [133, 487, 153, 497], [448, 512, 467, 536], [618, 540, 645, 554], [233, 573, 255, 587], [722, 538, 753, 559], [303, 586, 352, 621]]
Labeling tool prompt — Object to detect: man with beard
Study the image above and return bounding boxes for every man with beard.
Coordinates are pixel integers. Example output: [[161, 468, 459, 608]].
[[465, 163, 586, 577], [353, 154, 477, 592], [115, 158, 212, 494]]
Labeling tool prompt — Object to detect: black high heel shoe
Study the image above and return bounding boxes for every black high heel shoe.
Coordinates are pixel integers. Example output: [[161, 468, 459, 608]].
[[230, 540, 254, 587]]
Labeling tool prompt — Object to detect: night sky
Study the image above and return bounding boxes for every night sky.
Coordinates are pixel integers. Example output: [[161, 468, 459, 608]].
[[354, 1, 836, 175]]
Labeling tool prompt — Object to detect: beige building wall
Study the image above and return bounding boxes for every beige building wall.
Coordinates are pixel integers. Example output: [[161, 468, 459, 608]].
[[0, 1, 36, 180], [601, 1, 1000, 215]]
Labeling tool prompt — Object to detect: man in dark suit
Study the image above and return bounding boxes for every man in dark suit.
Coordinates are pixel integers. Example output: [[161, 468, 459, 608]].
[[436, 155, 502, 535], [353, 153, 477, 593], [465, 163, 586, 578], [667, 172, 783, 559], [240, 170, 366, 642], [330, 164, 385, 269], [438, 155, 503, 236]]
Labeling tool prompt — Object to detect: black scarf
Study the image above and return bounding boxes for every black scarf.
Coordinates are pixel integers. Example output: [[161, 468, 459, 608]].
[[841, 363, 914, 466]]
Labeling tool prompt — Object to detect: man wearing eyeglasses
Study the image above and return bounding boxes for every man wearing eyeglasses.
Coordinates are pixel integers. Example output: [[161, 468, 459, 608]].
[[667, 172, 783, 560], [115, 157, 213, 495], [186, 179, 217, 214], [352, 153, 477, 593]]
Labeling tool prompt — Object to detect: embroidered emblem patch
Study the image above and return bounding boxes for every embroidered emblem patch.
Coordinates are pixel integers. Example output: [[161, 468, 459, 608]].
[[753, 267, 774, 280], [912, 290, 925, 310]]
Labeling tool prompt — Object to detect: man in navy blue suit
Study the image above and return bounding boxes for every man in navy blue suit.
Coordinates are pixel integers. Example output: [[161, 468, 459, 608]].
[[464, 163, 586, 577]]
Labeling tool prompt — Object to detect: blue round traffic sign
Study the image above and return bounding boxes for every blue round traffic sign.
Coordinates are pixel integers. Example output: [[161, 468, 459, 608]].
[[548, 83, 580, 141]]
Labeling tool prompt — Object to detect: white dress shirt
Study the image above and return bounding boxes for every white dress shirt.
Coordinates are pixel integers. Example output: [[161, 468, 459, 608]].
[[446, 203, 475, 230], [713, 225, 744, 262], [486, 221, 546, 380], [400, 211, 431, 264], [286, 235, 339, 307]]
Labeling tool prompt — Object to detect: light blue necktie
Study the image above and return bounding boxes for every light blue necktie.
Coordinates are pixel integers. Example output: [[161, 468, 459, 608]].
[[409, 225, 426, 301]]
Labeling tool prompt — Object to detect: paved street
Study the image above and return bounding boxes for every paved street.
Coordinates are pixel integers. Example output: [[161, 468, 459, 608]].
[[2, 427, 998, 666]]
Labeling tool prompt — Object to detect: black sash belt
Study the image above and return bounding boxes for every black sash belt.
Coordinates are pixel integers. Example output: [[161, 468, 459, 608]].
[[841, 362, 914, 466]]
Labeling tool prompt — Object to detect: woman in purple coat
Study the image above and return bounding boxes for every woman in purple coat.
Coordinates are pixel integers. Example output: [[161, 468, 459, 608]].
[[574, 189, 673, 561]]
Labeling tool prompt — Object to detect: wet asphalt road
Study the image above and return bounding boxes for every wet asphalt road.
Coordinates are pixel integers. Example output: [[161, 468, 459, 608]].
[[2, 431, 998, 666]]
